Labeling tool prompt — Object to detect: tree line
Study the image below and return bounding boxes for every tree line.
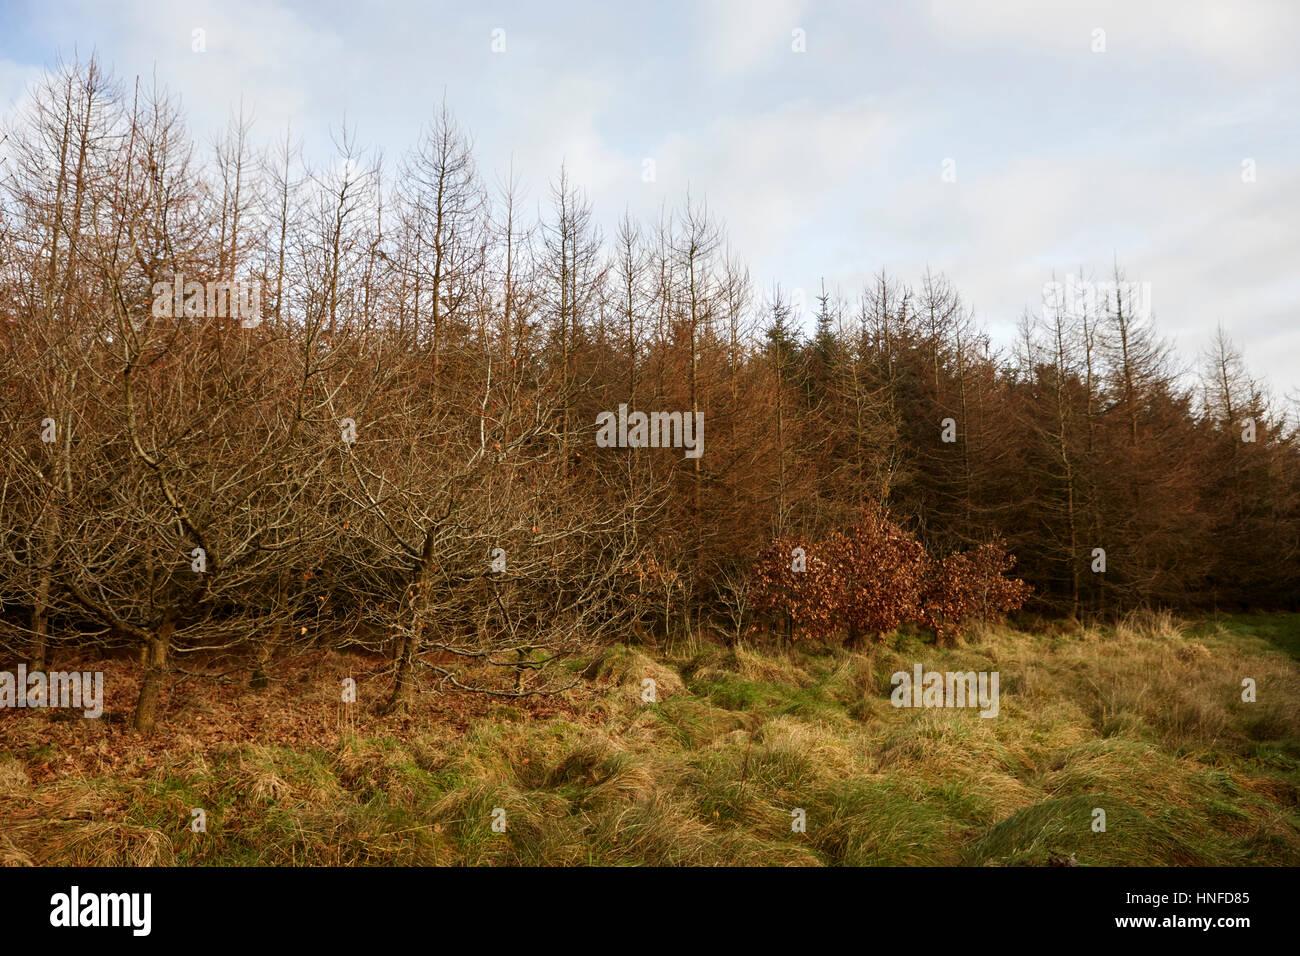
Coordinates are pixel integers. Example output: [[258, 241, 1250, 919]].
[[1, 57, 1296, 731]]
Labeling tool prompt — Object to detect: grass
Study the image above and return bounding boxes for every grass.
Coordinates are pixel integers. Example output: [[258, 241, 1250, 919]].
[[1, 611, 1297, 866], [1196, 611, 1300, 660]]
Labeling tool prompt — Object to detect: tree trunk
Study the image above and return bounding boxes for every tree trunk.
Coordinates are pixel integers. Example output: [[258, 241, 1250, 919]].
[[846, 622, 868, 651], [387, 631, 418, 714], [134, 619, 174, 735], [29, 567, 51, 672], [250, 636, 272, 690]]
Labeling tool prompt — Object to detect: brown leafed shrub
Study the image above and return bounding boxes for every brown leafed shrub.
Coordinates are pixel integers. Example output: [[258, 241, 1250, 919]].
[[825, 503, 929, 646], [750, 509, 1030, 646], [922, 538, 1032, 645], [749, 536, 838, 640]]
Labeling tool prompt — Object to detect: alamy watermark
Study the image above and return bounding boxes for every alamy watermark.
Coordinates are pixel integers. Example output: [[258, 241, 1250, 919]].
[[0, 664, 103, 718], [595, 403, 704, 458], [50, 886, 151, 936], [1042, 274, 1151, 322], [151, 275, 262, 327], [890, 663, 999, 718]]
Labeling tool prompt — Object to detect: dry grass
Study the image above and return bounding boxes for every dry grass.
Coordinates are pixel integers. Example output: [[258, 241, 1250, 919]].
[[2, 612, 1297, 866]]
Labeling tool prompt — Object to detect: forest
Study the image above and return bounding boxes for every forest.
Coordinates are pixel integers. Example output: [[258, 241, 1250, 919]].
[[0, 55, 1297, 747]]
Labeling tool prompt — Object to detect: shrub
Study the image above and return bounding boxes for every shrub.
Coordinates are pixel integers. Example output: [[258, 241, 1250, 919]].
[[749, 536, 838, 642], [825, 503, 928, 647], [922, 538, 1032, 645], [750, 512, 1030, 646]]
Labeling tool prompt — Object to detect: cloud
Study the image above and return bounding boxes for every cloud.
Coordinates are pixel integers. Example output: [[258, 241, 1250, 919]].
[[695, 0, 811, 75], [644, 96, 900, 248], [0, 58, 45, 111], [926, 0, 1300, 72], [834, 148, 1300, 392]]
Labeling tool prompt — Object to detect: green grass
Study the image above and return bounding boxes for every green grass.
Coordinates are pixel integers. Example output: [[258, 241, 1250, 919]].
[[2, 611, 1297, 866], [1201, 611, 1300, 660]]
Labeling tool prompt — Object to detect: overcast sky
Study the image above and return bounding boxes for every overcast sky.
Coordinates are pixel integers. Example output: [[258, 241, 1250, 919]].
[[2, 0, 1296, 396]]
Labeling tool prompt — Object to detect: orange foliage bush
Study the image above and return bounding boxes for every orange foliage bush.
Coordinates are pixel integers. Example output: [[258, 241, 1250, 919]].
[[749, 506, 1030, 645], [825, 503, 928, 645], [749, 536, 838, 640], [921, 538, 1032, 645]]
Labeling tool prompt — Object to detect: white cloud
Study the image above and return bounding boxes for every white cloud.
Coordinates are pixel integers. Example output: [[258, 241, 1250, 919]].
[[0, 58, 44, 112], [926, 0, 1300, 72], [695, 0, 811, 74]]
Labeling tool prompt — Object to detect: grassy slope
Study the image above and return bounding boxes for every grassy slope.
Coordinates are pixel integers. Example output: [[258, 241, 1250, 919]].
[[1, 612, 1297, 866]]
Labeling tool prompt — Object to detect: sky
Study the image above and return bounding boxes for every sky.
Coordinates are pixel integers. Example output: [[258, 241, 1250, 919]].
[[2, 0, 1297, 396]]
